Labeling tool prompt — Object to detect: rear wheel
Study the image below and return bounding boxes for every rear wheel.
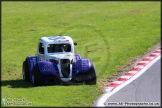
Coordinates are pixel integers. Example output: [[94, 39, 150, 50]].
[[86, 63, 97, 85], [32, 64, 44, 86], [22, 60, 30, 82]]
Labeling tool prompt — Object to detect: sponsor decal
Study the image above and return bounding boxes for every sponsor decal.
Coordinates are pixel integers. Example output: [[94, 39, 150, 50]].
[[66, 40, 69, 42], [81, 60, 88, 70], [42, 65, 51, 71], [58, 40, 67, 42], [48, 37, 69, 42], [53, 40, 57, 42]]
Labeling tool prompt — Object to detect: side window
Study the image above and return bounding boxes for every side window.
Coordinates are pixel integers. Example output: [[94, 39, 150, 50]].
[[39, 42, 44, 54], [47, 44, 54, 53], [66, 44, 71, 52], [63, 44, 71, 52]]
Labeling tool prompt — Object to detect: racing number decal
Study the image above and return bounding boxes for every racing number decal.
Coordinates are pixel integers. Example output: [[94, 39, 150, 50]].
[[42, 65, 51, 71]]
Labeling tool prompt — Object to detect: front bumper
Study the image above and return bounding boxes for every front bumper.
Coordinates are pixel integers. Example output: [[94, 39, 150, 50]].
[[42, 75, 91, 85]]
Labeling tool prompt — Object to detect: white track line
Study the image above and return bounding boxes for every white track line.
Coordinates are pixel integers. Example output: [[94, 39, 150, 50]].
[[96, 49, 161, 107]]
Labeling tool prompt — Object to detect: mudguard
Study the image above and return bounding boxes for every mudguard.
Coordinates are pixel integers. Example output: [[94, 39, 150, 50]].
[[38, 61, 58, 76], [75, 54, 81, 61], [72, 54, 81, 75], [75, 58, 91, 73], [26, 56, 38, 79]]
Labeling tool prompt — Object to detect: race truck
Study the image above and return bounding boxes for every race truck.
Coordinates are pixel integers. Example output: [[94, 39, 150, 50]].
[[22, 36, 96, 85]]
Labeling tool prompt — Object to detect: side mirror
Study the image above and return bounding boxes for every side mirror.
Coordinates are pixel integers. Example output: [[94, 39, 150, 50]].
[[74, 42, 77, 46]]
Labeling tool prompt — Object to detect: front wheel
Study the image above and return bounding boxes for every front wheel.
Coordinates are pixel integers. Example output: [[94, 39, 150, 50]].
[[86, 63, 97, 85], [22, 60, 30, 82], [32, 64, 44, 86]]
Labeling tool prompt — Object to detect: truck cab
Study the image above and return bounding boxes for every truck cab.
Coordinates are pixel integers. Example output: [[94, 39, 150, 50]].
[[35, 36, 77, 82], [36, 36, 76, 62]]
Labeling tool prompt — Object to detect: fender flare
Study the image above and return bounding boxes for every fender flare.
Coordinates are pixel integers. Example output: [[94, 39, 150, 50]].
[[26, 56, 38, 80], [75, 58, 91, 74], [37, 61, 58, 76]]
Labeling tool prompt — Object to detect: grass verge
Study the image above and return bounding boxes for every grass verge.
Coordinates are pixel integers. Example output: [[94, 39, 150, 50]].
[[1, 1, 160, 106]]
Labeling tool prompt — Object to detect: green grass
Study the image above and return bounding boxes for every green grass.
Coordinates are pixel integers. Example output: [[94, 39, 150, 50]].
[[1, 1, 160, 107]]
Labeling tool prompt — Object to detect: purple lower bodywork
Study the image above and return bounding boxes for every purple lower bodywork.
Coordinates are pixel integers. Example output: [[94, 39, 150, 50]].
[[26, 56, 38, 79], [72, 55, 91, 74], [75, 58, 91, 73], [38, 61, 57, 76], [26, 54, 91, 79]]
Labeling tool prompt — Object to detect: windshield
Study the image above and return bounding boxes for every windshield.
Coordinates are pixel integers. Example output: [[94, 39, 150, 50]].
[[47, 44, 71, 53]]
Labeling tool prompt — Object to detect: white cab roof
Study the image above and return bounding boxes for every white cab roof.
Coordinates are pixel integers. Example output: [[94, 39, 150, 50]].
[[39, 36, 73, 44]]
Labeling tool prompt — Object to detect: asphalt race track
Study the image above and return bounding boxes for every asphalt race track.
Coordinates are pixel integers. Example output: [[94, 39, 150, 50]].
[[104, 58, 161, 107]]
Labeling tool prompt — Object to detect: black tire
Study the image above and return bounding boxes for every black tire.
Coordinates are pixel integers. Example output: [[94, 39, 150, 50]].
[[86, 63, 97, 85], [22, 60, 30, 82], [31, 64, 44, 86]]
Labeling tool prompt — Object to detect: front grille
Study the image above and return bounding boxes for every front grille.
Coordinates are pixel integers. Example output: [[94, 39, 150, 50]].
[[60, 59, 70, 78]]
